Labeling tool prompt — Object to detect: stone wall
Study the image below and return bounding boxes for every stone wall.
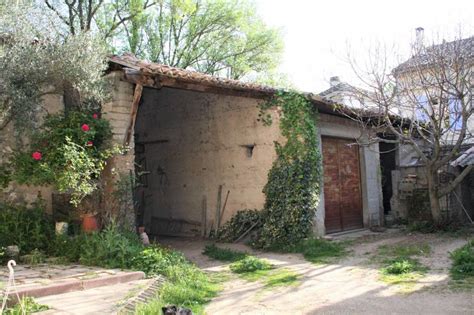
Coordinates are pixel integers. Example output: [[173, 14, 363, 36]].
[[134, 87, 282, 235]]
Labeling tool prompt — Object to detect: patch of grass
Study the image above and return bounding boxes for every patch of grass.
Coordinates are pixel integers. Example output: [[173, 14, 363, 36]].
[[264, 268, 299, 288], [133, 250, 225, 315], [3, 297, 49, 314], [229, 256, 272, 273], [202, 244, 247, 262], [450, 240, 474, 281], [377, 243, 431, 258], [273, 238, 347, 264], [374, 242, 430, 292]]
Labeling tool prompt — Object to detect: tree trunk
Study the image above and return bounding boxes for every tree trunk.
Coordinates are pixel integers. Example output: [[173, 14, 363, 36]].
[[427, 169, 443, 224]]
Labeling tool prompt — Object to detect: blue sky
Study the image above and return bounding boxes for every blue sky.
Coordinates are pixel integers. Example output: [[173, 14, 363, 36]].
[[254, 0, 474, 92]]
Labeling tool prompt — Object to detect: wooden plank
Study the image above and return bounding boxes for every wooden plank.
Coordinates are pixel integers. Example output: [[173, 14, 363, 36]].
[[215, 185, 223, 233], [123, 84, 143, 147], [201, 196, 207, 237]]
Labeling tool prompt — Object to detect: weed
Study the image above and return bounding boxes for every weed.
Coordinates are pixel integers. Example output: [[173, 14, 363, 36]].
[[202, 244, 247, 262], [3, 297, 49, 314], [450, 240, 474, 280], [374, 242, 430, 292], [229, 256, 272, 273]]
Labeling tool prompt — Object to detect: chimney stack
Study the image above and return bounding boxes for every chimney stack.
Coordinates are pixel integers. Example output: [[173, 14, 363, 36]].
[[330, 76, 340, 87], [415, 27, 424, 46]]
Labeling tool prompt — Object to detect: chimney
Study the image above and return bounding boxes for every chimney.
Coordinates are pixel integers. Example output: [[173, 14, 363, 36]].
[[330, 76, 340, 87], [415, 27, 424, 46]]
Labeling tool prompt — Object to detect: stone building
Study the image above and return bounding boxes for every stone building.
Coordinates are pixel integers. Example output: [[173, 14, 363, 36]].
[[1, 54, 384, 236], [107, 54, 383, 236]]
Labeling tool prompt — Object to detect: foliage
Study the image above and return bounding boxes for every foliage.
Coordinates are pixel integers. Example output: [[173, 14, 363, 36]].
[[133, 249, 223, 314], [132, 246, 188, 277], [3, 297, 49, 315], [217, 209, 262, 242], [382, 258, 425, 275], [21, 249, 47, 265], [373, 242, 429, 290], [5, 111, 121, 205], [0, 3, 108, 132], [0, 201, 55, 254], [202, 244, 247, 262], [74, 224, 142, 268], [0, 246, 6, 264], [253, 91, 321, 248], [40, 0, 283, 81], [229, 256, 272, 273], [450, 240, 474, 280], [108, 172, 137, 231]]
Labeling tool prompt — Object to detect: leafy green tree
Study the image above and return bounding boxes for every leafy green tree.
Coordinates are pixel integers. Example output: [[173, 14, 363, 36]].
[[41, 0, 283, 80]]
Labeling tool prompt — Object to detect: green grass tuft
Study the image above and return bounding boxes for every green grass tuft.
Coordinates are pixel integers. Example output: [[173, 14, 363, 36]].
[[229, 256, 272, 273], [377, 243, 431, 258], [3, 297, 49, 315], [450, 240, 474, 281], [202, 244, 247, 262]]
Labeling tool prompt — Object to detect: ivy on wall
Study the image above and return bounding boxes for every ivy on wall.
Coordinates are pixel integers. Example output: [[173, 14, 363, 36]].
[[254, 91, 322, 248]]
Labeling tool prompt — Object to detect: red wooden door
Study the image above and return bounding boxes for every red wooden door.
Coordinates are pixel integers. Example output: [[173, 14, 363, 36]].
[[322, 137, 363, 233]]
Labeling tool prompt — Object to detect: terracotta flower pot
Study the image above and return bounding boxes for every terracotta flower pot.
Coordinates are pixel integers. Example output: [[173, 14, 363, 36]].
[[82, 214, 99, 233]]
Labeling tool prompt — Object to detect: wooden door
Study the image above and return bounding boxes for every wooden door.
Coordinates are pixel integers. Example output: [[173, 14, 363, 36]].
[[322, 137, 363, 233]]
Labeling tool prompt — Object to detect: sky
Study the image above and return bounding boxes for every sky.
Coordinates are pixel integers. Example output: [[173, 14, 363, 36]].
[[254, 0, 474, 93]]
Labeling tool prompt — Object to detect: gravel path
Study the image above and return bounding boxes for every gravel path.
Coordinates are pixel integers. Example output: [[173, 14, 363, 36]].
[[161, 230, 473, 315]]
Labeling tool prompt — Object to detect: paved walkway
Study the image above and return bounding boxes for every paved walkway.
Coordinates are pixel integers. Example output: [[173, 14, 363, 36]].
[[36, 279, 153, 315]]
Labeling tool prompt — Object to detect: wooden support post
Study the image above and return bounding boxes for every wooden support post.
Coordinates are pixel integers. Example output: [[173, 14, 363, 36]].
[[124, 83, 144, 147], [215, 185, 223, 233], [201, 196, 207, 237]]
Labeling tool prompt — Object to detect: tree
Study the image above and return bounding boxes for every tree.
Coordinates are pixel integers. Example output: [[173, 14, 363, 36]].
[[0, 3, 108, 131], [42, 0, 283, 80], [342, 33, 473, 224]]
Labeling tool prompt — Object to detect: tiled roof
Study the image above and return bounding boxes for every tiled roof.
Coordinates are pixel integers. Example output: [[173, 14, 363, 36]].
[[108, 53, 277, 95], [108, 53, 339, 113], [393, 36, 474, 74]]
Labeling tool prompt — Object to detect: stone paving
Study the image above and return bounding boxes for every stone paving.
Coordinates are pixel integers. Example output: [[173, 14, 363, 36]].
[[0, 264, 134, 291]]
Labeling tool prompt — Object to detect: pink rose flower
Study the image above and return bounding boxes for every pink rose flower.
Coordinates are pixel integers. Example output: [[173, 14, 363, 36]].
[[81, 124, 90, 132], [86, 141, 93, 147], [32, 151, 42, 161], [92, 113, 99, 119]]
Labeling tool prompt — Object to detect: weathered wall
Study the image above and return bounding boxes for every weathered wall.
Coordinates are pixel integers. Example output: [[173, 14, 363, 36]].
[[135, 87, 282, 235], [0, 92, 63, 213]]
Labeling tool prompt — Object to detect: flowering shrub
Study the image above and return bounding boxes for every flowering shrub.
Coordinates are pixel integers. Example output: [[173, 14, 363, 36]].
[[7, 111, 122, 205]]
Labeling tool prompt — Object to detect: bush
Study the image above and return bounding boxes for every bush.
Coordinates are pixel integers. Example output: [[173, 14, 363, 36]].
[[132, 246, 187, 277], [229, 256, 272, 273], [0, 201, 55, 254], [3, 297, 49, 315], [450, 240, 474, 280], [7, 111, 120, 205], [217, 209, 262, 242], [202, 244, 247, 262]]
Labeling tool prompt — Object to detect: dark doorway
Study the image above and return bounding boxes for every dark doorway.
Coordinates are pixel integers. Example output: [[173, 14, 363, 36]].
[[379, 141, 397, 214]]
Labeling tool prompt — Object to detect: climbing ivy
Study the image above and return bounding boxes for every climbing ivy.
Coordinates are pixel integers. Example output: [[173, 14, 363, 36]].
[[254, 91, 322, 248]]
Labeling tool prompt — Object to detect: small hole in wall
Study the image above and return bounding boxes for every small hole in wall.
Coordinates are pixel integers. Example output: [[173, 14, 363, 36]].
[[242, 144, 255, 158]]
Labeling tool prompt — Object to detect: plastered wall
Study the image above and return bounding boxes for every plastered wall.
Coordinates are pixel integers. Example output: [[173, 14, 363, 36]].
[[135, 87, 282, 235]]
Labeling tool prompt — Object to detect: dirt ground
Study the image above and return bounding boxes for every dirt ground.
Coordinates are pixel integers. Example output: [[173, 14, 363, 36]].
[[160, 229, 473, 315]]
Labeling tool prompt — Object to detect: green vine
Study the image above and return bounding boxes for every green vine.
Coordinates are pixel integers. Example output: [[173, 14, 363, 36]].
[[254, 91, 322, 248]]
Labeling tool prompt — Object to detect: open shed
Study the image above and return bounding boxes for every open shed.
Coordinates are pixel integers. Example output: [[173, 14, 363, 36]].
[[106, 54, 383, 236]]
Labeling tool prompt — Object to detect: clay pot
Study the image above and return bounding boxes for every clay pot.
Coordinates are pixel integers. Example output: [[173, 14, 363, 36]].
[[82, 214, 99, 233]]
